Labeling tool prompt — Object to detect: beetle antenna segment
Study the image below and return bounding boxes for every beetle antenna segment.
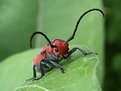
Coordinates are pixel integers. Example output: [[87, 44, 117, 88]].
[[66, 8, 104, 42], [30, 32, 56, 48]]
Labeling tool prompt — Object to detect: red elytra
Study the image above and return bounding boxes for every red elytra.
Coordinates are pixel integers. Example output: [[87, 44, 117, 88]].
[[33, 52, 46, 65]]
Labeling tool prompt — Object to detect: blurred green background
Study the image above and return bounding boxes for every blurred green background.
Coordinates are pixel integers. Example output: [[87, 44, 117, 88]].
[[104, 0, 121, 91], [0, 0, 120, 91], [0, 0, 38, 61]]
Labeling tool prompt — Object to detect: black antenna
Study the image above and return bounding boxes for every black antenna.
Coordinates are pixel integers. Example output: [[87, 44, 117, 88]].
[[30, 32, 56, 48], [66, 8, 104, 42]]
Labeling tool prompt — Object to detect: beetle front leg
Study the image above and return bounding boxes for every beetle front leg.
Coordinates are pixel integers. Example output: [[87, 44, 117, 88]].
[[68, 47, 96, 56], [33, 61, 45, 80], [50, 60, 64, 73], [26, 65, 36, 81]]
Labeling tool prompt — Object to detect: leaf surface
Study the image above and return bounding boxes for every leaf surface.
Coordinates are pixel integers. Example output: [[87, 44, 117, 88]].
[[0, 47, 101, 91]]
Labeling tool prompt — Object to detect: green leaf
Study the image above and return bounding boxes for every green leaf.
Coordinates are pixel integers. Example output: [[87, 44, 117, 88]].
[[14, 85, 50, 91], [0, 47, 101, 91]]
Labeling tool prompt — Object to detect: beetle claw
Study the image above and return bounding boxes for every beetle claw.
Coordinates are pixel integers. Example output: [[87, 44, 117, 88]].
[[86, 51, 98, 55], [26, 77, 36, 81], [61, 68, 65, 74], [91, 51, 98, 55]]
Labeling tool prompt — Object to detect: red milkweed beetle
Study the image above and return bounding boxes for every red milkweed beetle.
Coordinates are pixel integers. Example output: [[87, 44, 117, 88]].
[[26, 8, 104, 81]]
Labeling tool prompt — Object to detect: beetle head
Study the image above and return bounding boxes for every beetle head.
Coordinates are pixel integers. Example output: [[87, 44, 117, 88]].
[[52, 39, 69, 58]]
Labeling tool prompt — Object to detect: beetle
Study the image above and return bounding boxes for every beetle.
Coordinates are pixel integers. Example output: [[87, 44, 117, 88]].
[[26, 8, 104, 81]]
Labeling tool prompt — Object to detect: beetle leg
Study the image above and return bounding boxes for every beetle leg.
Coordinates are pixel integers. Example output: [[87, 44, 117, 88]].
[[68, 47, 96, 56], [50, 60, 64, 73], [26, 65, 36, 81], [41, 59, 53, 72], [34, 61, 45, 80]]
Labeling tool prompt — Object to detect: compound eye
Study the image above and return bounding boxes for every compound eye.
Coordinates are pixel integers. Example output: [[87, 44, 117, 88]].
[[55, 48, 59, 52]]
